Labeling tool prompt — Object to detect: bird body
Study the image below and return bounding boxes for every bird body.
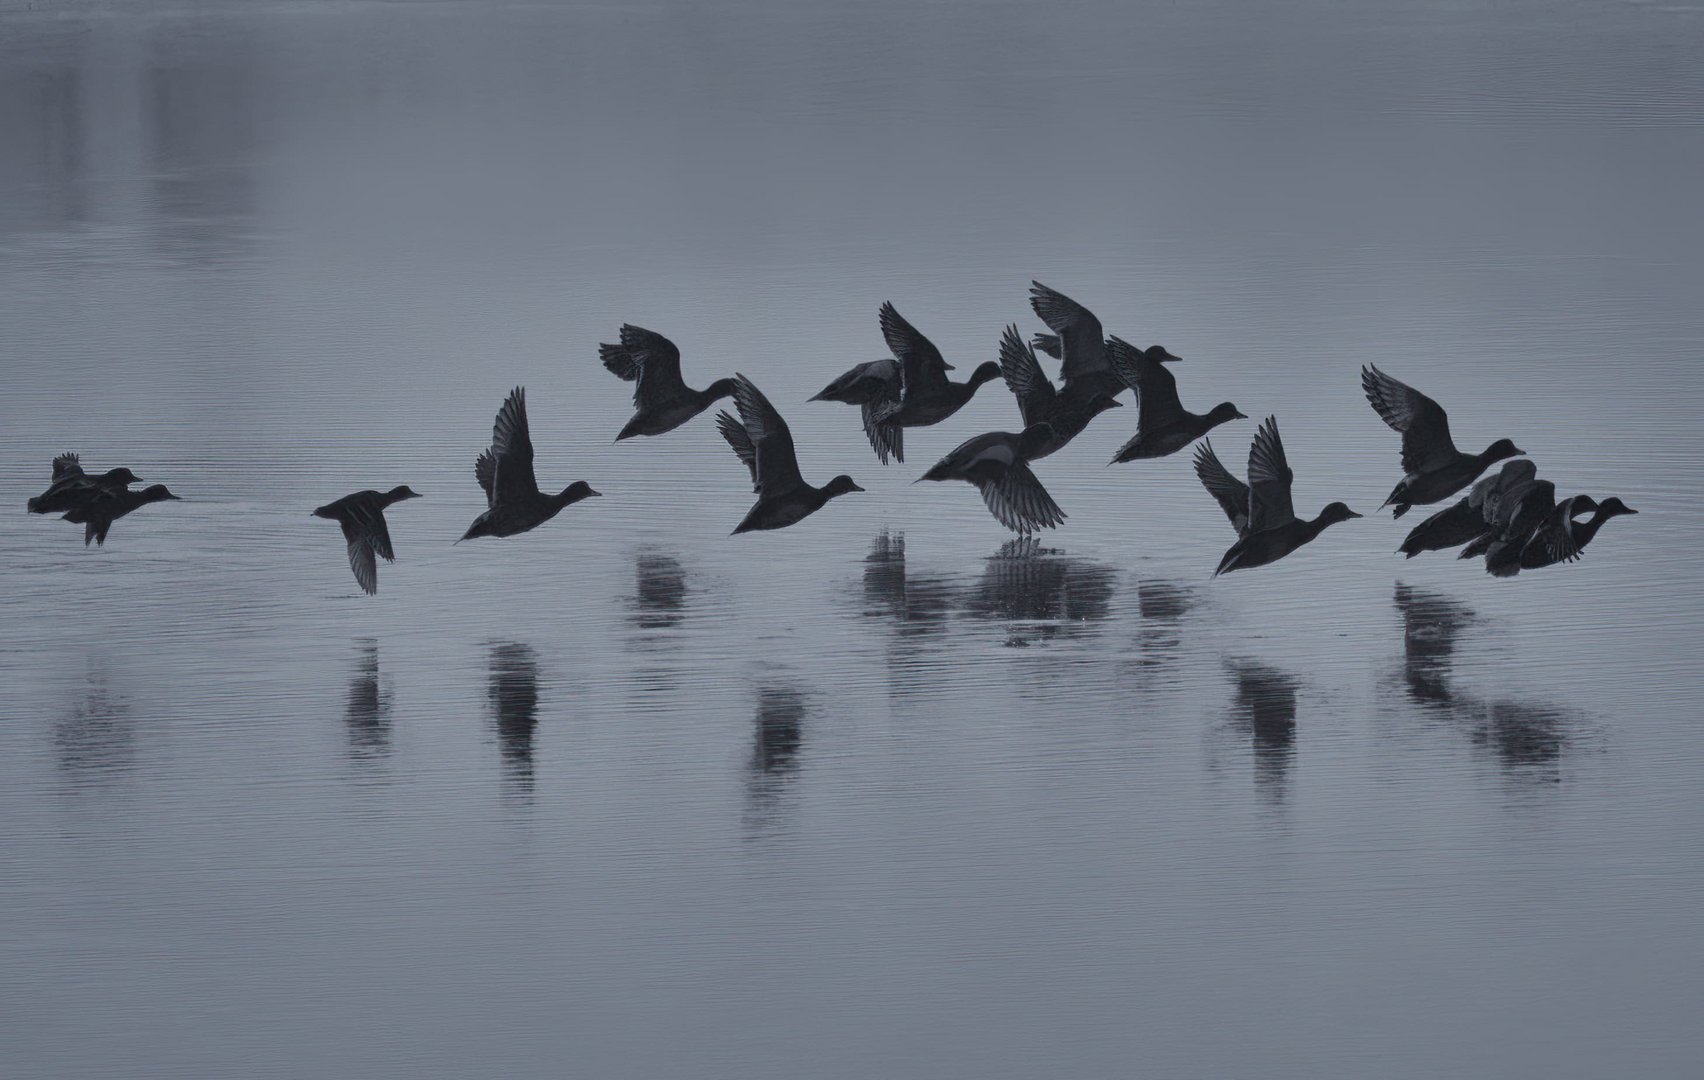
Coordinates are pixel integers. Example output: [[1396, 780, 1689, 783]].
[[60, 484, 180, 546], [861, 303, 1002, 459], [1518, 496, 1637, 570], [1105, 336, 1243, 462], [1194, 420, 1360, 576], [312, 485, 422, 595], [919, 423, 1064, 534], [600, 325, 737, 441], [28, 453, 143, 514], [717, 374, 863, 534], [459, 387, 600, 542], [1027, 282, 1126, 401], [1362, 365, 1522, 518], [1398, 459, 1538, 558], [996, 324, 1122, 460]]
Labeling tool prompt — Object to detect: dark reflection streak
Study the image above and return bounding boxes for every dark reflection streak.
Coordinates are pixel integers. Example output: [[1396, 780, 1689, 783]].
[[745, 687, 806, 836], [1129, 579, 1197, 680], [628, 550, 688, 631], [1224, 661, 1297, 803], [861, 531, 952, 636], [53, 672, 134, 781], [343, 638, 391, 760], [1394, 584, 1475, 708], [964, 538, 1114, 645], [487, 643, 540, 799]]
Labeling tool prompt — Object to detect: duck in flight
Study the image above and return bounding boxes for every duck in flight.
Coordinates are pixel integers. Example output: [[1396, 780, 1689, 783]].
[[60, 484, 181, 546], [1460, 474, 1570, 577], [1518, 496, 1637, 571], [1362, 365, 1523, 518], [918, 423, 1064, 534], [599, 325, 737, 442], [860, 303, 1002, 464], [312, 486, 422, 595], [810, 357, 904, 465], [716, 374, 864, 534], [996, 324, 1122, 460], [1194, 418, 1361, 576], [459, 387, 600, 542], [27, 453, 143, 514], [1398, 459, 1537, 559], [1026, 282, 1128, 402], [1105, 337, 1244, 463]]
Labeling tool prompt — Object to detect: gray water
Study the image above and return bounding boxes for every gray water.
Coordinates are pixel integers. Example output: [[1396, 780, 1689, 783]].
[[3, 1, 1703, 1076]]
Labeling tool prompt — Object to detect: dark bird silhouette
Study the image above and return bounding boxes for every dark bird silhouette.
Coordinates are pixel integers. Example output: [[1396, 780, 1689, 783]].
[[1026, 282, 1127, 401], [1518, 495, 1637, 571], [311, 486, 422, 595], [996, 324, 1122, 460], [27, 453, 142, 514], [459, 387, 600, 542], [1398, 459, 1538, 559], [919, 423, 1065, 534], [716, 375, 864, 534], [859, 304, 1002, 463], [1195, 419, 1360, 576], [1460, 473, 1563, 577], [1362, 365, 1523, 517], [810, 357, 905, 464], [60, 484, 181, 546], [1105, 336, 1244, 463], [599, 324, 737, 441]]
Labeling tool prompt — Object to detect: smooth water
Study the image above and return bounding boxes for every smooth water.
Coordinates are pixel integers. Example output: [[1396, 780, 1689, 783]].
[[3, 2, 1703, 1076]]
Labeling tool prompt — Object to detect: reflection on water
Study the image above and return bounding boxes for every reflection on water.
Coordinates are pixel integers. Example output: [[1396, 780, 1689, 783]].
[[53, 668, 133, 781], [861, 531, 952, 636], [343, 639, 391, 761], [1224, 660, 1298, 803], [746, 686, 807, 835], [1130, 579, 1197, 679], [963, 539, 1115, 646], [1394, 584, 1476, 708], [629, 550, 689, 632], [1475, 701, 1568, 772], [487, 643, 540, 799]]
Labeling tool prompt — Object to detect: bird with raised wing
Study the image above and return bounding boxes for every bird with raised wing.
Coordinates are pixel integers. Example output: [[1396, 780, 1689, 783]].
[[27, 453, 143, 514], [996, 324, 1122, 460], [60, 484, 181, 546], [1459, 472, 1561, 577], [1106, 337, 1244, 463], [861, 303, 1002, 462], [600, 324, 737, 441], [810, 357, 905, 465], [1026, 282, 1126, 401], [919, 423, 1065, 534], [1398, 459, 1538, 559], [716, 375, 864, 534], [1197, 418, 1361, 576], [1518, 496, 1637, 571], [312, 486, 422, 595], [1362, 365, 1523, 518], [459, 387, 600, 542]]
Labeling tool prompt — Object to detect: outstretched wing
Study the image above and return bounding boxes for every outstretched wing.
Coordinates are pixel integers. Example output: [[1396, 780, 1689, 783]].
[[861, 402, 904, 465], [731, 375, 805, 496], [878, 302, 950, 393], [975, 463, 1066, 534], [616, 324, 689, 409], [716, 410, 759, 490], [1031, 333, 1062, 360], [339, 522, 380, 596], [1029, 282, 1108, 386], [1108, 336, 1183, 422], [51, 453, 82, 479], [489, 386, 538, 504], [474, 450, 497, 508], [1246, 415, 1296, 533], [1362, 365, 1459, 473], [1193, 439, 1250, 535], [997, 323, 1057, 427]]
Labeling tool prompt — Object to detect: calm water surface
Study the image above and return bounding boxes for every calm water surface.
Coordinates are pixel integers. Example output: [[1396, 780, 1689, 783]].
[[3, 1, 1703, 1077]]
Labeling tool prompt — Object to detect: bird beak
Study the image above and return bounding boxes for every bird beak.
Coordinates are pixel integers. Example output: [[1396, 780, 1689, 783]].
[[808, 391, 827, 402], [1623, 506, 1640, 514], [851, 483, 866, 493], [1234, 411, 1249, 420], [167, 493, 183, 500], [1512, 446, 1526, 456], [1348, 510, 1364, 518], [588, 489, 604, 497]]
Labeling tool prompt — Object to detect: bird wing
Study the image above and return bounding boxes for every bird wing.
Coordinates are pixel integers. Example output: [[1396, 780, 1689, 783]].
[[715, 410, 759, 490], [489, 386, 539, 504], [976, 463, 1066, 534], [1246, 416, 1297, 533], [339, 521, 379, 596], [474, 450, 497, 508], [51, 453, 83, 479], [618, 324, 689, 409], [1534, 496, 1589, 565], [731, 375, 805, 496], [1108, 336, 1183, 423], [1361, 365, 1459, 473], [860, 400, 904, 464], [878, 302, 950, 393], [599, 341, 642, 382], [997, 323, 1057, 427], [1193, 439, 1251, 535], [1029, 282, 1108, 386], [1031, 333, 1062, 360], [345, 495, 397, 562]]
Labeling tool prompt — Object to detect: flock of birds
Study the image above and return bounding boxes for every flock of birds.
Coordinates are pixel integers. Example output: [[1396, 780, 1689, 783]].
[[23, 282, 1636, 595]]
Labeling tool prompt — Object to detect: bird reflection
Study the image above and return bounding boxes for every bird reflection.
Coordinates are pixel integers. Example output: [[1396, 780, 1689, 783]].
[[54, 671, 134, 781], [344, 639, 391, 760], [1129, 579, 1197, 678], [861, 531, 952, 635], [1393, 584, 1475, 708], [1224, 660, 1298, 802], [487, 643, 540, 798], [963, 538, 1115, 645], [629, 550, 689, 631], [1474, 701, 1567, 771], [745, 687, 807, 834]]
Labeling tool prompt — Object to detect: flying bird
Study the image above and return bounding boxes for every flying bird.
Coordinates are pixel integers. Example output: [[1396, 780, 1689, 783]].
[[810, 357, 905, 465], [1362, 365, 1523, 518], [459, 387, 600, 542], [1105, 336, 1245, 463], [1397, 459, 1538, 559], [996, 324, 1122, 460], [1194, 419, 1361, 576], [312, 486, 422, 595], [27, 453, 143, 514], [859, 303, 1002, 463], [599, 324, 737, 441], [1026, 282, 1126, 401], [918, 423, 1064, 534], [60, 484, 181, 546], [716, 374, 864, 534]]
